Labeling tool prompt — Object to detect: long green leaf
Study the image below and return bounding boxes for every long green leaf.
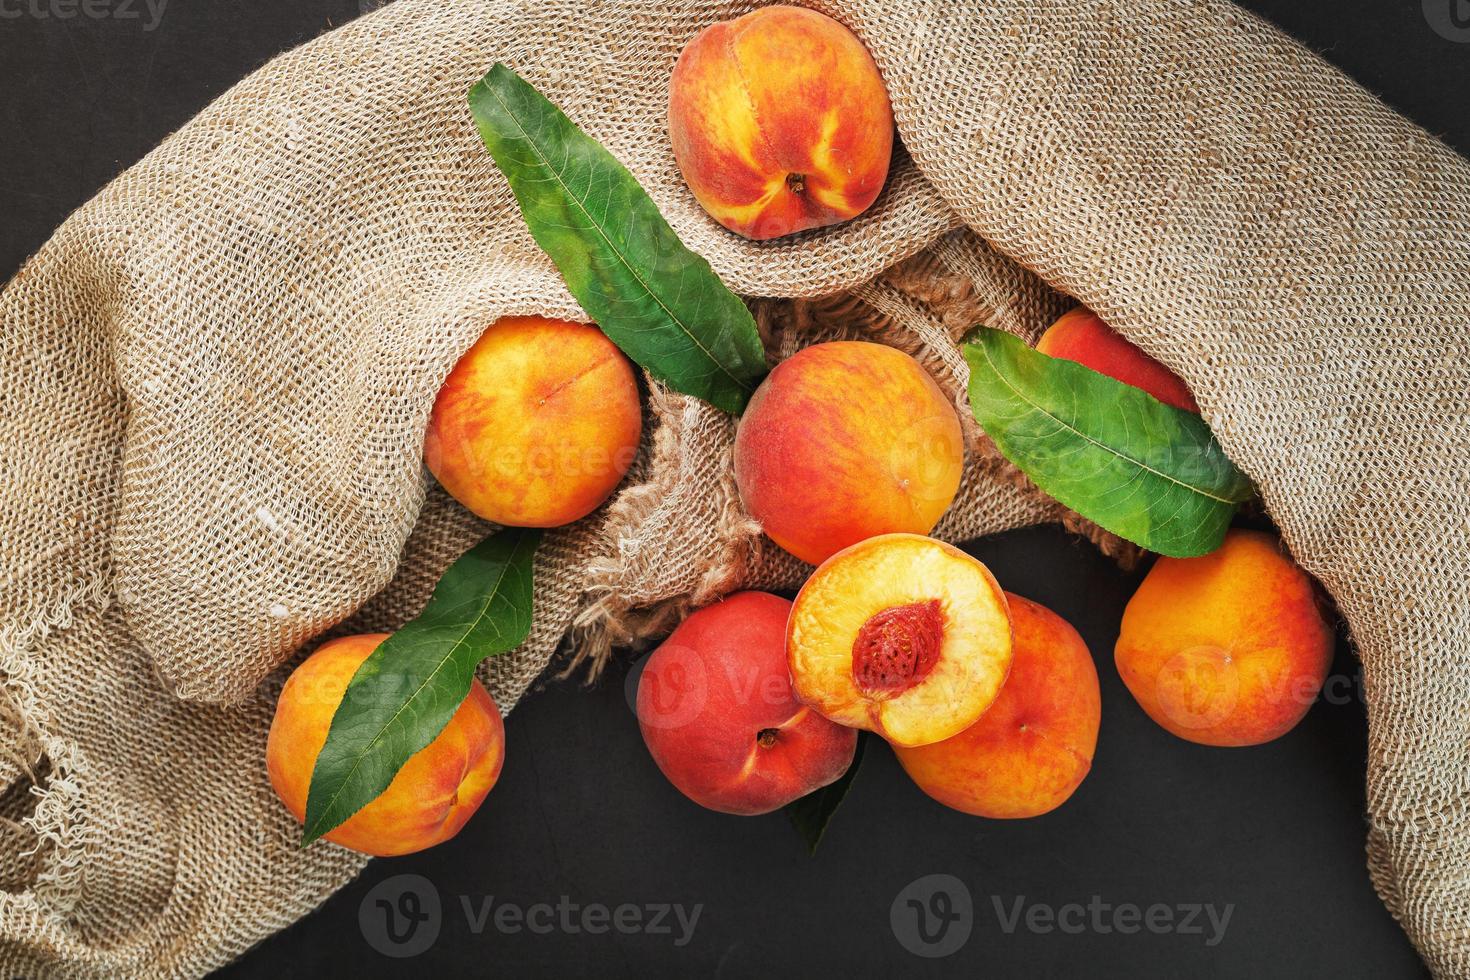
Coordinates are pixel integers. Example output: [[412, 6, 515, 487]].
[[469, 64, 767, 415], [963, 328, 1253, 558], [786, 733, 868, 855], [303, 528, 541, 845]]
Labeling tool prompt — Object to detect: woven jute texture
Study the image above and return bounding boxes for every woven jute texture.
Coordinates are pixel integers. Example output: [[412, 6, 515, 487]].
[[1, 0, 1466, 975]]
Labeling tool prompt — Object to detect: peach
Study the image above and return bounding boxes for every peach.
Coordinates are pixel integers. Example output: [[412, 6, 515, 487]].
[[267, 633, 505, 856], [894, 594, 1100, 818], [734, 341, 963, 566], [424, 316, 642, 527], [1115, 529, 1333, 747], [636, 591, 857, 815], [668, 5, 894, 240], [1036, 307, 1199, 413], [787, 534, 1013, 747]]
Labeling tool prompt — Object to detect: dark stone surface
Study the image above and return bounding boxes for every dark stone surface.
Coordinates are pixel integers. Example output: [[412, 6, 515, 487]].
[[2, 2, 1454, 976]]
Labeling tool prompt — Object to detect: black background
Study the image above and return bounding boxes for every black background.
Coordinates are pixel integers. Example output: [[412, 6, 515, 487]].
[[1, 1, 1458, 977]]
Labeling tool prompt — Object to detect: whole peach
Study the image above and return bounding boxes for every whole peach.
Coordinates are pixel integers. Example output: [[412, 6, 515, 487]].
[[1115, 529, 1333, 747], [734, 341, 964, 566], [1036, 307, 1199, 413], [424, 316, 642, 527], [895, 594, 1100, 818], [637, 591, 857, 815], [267, 633, 505, 856], [668, 5, 894, 240]]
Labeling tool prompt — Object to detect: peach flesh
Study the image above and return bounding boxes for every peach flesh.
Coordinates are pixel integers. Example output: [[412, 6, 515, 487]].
[[787, 533, 1013, 748]]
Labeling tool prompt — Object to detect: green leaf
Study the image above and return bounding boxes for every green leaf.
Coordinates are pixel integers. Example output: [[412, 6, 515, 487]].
[[302, 528, 541, 845], [469, 64, 767, 415], [786, 733, 869, 855], [963, 327, 1253, 558]]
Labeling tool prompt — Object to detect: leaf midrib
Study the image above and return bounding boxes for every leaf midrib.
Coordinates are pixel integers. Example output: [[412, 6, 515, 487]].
[[480, 75, 753, 398], [306, 540, 522, 836], [973, 339, 1238, 505]]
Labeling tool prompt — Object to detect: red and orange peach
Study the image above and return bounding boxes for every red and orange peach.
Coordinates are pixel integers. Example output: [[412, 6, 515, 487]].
[[668, 5, 894, 240], [424, 315, 642, 528], [734, 341, 964, 566], [1115, 528, 1333, 747], [637, 591, 857, 815], [1036, 307, 1199, 413], [787, 533, 1013, 748], [267, 633, 505, 856], [895, 593, 1100, 818]]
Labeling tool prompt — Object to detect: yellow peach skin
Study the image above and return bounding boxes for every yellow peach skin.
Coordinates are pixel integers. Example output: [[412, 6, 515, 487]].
[[1115, 529, 1333, 747], [788, 533, 1013, 747], [895, 594, 1100, 818], [734, 341, 964, 567], [668, 5, 894, 240], [424, 316, 642, 528], [267, 633, 505, 857]]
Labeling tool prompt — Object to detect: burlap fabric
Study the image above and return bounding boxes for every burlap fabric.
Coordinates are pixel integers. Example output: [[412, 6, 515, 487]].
[[1, 0, 1466, 975]]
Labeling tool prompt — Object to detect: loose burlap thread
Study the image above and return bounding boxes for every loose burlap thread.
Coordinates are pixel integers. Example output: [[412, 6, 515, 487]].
[[2, 0, 1467, 975]]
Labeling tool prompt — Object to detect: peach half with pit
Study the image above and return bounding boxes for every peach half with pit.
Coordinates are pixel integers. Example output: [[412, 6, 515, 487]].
[[787, 533, 1013, 748]]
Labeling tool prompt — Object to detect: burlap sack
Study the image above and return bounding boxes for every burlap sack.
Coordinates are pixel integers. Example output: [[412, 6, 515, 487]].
[[2, 0, 1466, 975]]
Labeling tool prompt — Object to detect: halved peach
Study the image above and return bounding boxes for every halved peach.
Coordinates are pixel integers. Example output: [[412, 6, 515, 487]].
[[787, 533, 1013, 747]]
